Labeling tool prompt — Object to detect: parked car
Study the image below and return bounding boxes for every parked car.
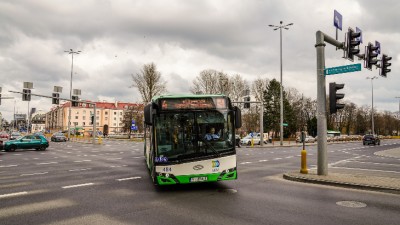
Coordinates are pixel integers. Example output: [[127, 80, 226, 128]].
[[3, 134, 49, 152], [362, 134, 380, 145], [296, 135, 316, 143], [10, 132, 21, 140], [0, 131, 10, 139], [51, 132, 67, 142], [240, 133, 267, 145]]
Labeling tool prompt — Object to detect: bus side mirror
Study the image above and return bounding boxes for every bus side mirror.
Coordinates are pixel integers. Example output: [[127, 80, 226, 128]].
[[144, 104, 152, 125], [234, 106, 242, 128]]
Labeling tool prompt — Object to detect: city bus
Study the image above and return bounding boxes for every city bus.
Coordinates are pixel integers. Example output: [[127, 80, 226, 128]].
[[143, 94, 242, 185]]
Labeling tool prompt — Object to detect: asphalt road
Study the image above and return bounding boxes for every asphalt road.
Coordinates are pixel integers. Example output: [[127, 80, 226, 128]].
[[0, 139, 399, 225]]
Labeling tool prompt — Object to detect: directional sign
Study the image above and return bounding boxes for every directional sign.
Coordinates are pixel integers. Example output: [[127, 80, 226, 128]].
[[282, 123, 288, 127], [334, 10, 342, 30], [131, 125, 138, 131], [356, 27, 362, 43], [324, 63, 362, 75], [375, 41, 381, 54]]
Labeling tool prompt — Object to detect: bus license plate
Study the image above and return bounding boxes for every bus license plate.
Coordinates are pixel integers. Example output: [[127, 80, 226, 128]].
[[190, 177, 208, 182]]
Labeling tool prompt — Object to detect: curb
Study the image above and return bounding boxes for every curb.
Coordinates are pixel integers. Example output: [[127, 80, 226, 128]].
[[283, 173, 400, 195]]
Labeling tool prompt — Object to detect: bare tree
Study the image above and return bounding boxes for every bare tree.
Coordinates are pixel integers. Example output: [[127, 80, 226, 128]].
[[131, 63, 166, 103], [191, 69, 219, 94], [230, 74, 249, 102], [251, 77, 269, 102]]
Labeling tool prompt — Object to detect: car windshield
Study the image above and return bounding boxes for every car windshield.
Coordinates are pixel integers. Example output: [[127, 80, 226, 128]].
[[154, 110, 235, 162]]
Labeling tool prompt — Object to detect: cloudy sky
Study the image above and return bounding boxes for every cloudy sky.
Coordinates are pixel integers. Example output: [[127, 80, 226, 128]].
[[0, 0, 399, 121]]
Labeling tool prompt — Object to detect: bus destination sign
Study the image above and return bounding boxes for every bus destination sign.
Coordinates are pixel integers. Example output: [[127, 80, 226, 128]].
[[161, 97, 226, 110]]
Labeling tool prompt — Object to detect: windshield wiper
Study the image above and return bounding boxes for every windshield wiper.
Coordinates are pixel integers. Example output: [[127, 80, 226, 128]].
[[202, 139, 221, 157]]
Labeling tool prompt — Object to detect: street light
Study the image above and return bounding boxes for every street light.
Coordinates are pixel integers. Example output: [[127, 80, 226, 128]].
[[65, 49, 81, 140], [269, 21, 293, 146], [367, 76, 378, 135]]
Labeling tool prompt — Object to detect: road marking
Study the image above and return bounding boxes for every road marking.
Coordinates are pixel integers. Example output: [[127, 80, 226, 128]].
[[37, 162, 58, 165], [68, 168, 92, 172], [73, 160, 92, 163], [62, 183, 94, 189], [273, 158, 282, 160], [107, 158, 122, 160], [0, 165, 18, 168], [110, 165, 128, 168], [285, 156, 293, 159], [117, 176, 141, 181], [240, 162, 252, 165], [13, 154, 22, 156], [21, 172, 49, 176], [258, 159, 269, 162], [0, 191, 28, 199]]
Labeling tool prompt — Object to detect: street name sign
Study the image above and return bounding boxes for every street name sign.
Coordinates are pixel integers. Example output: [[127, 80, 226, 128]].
[[324, 63, 361, 75]]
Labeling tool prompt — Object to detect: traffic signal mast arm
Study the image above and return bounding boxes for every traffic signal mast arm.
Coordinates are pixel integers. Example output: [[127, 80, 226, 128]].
[[8, 90, 95, 106]]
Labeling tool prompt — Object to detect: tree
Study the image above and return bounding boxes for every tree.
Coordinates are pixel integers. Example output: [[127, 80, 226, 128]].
[[131, 63, 167, 103], [122, 104, 144, 135]]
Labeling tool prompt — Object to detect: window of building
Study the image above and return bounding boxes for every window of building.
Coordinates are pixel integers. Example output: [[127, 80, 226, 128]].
[[120, 112, 122, 115], [75, 116, 79, 119], [114, 117, 117, 120], [83, 116, 86, 120], [105, 117, 108, 121], [97, 111, 100, 115], [96, 122, 99, 126], [105, 111, 108, 115], [83, 110, 86, 114], [83, 122, 86, 126], [96, 116, 99, 120], [74, 122, 78, 126], [113, 123, 116, 126], [114, 112, 117, 115]]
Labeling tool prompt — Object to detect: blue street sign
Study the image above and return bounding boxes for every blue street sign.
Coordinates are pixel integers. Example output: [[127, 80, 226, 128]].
[[356, 27, 362, 43], [131, 125, 137, 131], [324, 63, 362, 75], [375, 41, 381, 54], [131, 119, 136, 125], [334, 10, 342, 30]]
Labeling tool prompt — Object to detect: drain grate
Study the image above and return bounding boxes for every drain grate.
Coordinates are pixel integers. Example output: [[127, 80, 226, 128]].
[[336, 201, 367, 208]]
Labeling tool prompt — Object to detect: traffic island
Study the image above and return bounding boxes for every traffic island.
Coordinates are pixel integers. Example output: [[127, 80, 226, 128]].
[[283, 170, 400, 195]]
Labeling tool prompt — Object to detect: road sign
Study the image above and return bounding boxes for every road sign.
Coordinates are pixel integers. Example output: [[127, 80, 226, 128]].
[[282, 123, 288, 127], [131, 125, 137, 131], [324, 63, 361, 75], [375, 41, 381, 54], [334, 10, 342, 30], [356, 27, 362, 43]]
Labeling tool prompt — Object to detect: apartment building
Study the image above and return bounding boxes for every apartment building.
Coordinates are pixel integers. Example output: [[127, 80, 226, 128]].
[[45, 101, 142, 134]]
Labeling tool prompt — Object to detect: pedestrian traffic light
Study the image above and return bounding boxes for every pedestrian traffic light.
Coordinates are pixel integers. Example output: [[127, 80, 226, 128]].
[[52, 93, 60, 104], [329, 82, 345, 114], [22, 89, 31, 101], [346, 28, 361, 61], [71, 95, 78, 107], [244, 96, 250, 108], [380, 54, 392, 77], [365, 42, 379, 70]]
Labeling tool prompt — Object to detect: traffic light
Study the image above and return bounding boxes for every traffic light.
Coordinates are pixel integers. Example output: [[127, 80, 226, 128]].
[[71, 95, 78, 107], [91, 115, 94, 124], [365, 42, 379, 70], [346, 27, 361, 61], [22, 89, 31, 101], [52, 93, 60, 104], [329, 82, 345, 114], [0, 94, 2, 105], [244, 96, 250, 108], [380, 54, 392, 77]]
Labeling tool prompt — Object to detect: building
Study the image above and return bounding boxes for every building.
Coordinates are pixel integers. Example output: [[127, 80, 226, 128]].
[[45, 101, 142, 134], [30, 109, 46, 133]]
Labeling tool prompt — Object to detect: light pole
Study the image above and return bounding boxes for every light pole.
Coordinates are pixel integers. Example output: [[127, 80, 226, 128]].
[[64, 49, 81, 140], [367, 76, 378, 135], [269, 21, 293, 146]]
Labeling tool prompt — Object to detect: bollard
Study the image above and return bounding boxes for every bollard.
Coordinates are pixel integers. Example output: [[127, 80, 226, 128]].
[[98, 136, 102, 145], [251, 138, 254, 147], [300, 148, 308, 174]]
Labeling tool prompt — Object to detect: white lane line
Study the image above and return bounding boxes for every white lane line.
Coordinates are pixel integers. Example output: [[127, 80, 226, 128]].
[[0, 191, 28, 199], [37, 162, 58, 165], [240, 162, 252, 165], [62, 183, 94, 189], [273, 158, 282, 160], [68, 168, 92, 172], [107, 158, 122, 160], [21, 172, 49, 176], [258, 159, 269, 162], [0, 165, 18, 168], [285, 156, 293, 159], [13, 154, 22, 156], [73, 160, 92, 163], [117, 176, 141, 181]]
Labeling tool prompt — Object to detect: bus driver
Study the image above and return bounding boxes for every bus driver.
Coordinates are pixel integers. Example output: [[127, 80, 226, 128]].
[[204, 127, 220, 141]]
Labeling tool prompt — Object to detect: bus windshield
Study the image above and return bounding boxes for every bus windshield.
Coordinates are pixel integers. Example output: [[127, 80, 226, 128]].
[[155, 110, 235, 162]]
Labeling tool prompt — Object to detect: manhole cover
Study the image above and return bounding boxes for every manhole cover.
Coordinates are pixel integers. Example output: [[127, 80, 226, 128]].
[[217, 189, 237, 193], [336, 201, 367, 208]]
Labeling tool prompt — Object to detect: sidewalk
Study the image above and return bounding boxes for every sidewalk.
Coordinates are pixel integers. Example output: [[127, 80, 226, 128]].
[[283, 148, 400, 194]]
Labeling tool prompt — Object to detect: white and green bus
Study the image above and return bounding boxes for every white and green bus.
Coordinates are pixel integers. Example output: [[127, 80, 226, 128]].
[[143, 94, 242, 185]]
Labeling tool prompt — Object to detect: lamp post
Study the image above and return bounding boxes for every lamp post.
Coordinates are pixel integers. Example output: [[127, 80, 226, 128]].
[[269, 21, 293, 146], [367, 76, 378, 135], [64, 49, 81, 140]]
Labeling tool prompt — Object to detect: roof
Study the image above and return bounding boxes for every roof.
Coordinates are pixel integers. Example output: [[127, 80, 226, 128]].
[[58, 101, 142, 110], [152, 94, 226, 102]]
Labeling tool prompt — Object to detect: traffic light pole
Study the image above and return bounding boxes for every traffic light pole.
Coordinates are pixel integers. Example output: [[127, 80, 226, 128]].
[[8, 90, 97, 144], [315, 31, 344, 176]]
